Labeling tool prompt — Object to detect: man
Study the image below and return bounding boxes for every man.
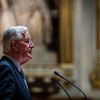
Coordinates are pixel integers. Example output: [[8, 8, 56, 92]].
[[0, 26, 34, 100]]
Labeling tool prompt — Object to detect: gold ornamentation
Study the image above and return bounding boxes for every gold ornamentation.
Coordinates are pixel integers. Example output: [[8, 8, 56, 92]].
[[90, 66, 100, 89], [90, 51, 100, 89]]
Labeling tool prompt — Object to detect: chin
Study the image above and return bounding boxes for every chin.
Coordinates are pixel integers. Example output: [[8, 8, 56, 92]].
[[21, 58, 31, 65], [26, 57, 32, 62], [28, 54, 33, 59]]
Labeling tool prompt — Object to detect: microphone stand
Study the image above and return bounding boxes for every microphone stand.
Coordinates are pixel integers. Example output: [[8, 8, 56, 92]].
[[54, 71, 87, 100], [51, 77, 72, 100]]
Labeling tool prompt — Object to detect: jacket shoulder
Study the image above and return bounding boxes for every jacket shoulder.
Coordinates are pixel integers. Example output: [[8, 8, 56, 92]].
[[0, 58, 13, 75]]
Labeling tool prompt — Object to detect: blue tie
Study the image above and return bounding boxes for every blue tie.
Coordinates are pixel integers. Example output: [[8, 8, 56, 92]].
[[20, 69, 28, 89], [20, 69, 24, 79]]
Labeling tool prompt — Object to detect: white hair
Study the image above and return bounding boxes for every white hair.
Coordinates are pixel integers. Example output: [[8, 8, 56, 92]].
[[2, 26, 28, 54]]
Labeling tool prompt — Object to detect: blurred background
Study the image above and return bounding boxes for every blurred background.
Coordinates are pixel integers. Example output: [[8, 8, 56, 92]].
[[0, 0, 100, 100]]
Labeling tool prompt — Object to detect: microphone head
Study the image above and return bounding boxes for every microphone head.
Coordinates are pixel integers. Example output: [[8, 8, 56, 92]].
[[54, 71, 59, 75], [51, 77, 55, 81], [51, 77, 58, 82]]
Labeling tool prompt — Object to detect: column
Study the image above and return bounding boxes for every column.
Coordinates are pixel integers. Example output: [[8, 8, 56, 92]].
[[59, 0, 73, 64], [73, 0, 96, 95]]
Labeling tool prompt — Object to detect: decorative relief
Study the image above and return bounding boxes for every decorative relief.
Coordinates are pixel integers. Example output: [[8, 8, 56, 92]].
[[0, 0, 52, 46]]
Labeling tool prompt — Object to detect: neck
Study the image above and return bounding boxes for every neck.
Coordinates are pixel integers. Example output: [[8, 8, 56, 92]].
[[5, 52, 22, 65], [5, 53, 29, 65]]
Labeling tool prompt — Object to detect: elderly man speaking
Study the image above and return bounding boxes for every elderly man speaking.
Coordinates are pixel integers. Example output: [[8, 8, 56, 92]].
[[0, 26, 34, 100]]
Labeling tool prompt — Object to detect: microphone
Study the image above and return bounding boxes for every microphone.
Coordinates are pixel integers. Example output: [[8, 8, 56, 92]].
[[54, 71, 87, 100], [51, 77, 72, 100]]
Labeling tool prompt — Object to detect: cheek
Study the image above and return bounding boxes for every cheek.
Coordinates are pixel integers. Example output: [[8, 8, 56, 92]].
[[20, 44, 29, 50], [19, 48, 28, 58], [18, 46, 28, 55], [22, 47, 28, 53]]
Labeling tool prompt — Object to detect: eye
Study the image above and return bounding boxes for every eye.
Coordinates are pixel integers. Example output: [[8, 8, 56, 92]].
[[24, 39, 30, 43]]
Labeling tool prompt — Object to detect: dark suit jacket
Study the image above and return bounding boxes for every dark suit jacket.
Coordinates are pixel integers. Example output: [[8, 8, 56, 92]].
[[0, 56, 32, 100]]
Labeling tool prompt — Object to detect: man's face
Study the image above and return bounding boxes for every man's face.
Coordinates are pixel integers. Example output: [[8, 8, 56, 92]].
[[14, 32, 34, 64]]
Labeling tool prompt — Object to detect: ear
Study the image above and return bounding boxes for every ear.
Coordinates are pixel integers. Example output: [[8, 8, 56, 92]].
[[11, 41, 19, 51]]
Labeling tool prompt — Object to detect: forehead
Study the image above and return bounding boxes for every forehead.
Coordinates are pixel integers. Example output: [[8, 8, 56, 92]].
[[21, 32, 31, 39]]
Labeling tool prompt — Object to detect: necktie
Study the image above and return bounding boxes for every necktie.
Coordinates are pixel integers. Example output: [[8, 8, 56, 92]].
[[20, 69, 28, 89], [20, 69, 25, 79]]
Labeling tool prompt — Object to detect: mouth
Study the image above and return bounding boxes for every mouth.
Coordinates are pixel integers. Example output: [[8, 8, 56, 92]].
[[28, 49, 32, 54], [28, 48, 32, 56]]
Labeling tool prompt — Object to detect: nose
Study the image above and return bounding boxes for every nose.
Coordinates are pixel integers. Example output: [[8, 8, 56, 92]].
[[29, 41, 35, 48]]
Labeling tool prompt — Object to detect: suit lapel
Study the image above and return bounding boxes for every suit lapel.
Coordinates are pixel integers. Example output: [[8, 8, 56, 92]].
[[14, 68, 29, 91]]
